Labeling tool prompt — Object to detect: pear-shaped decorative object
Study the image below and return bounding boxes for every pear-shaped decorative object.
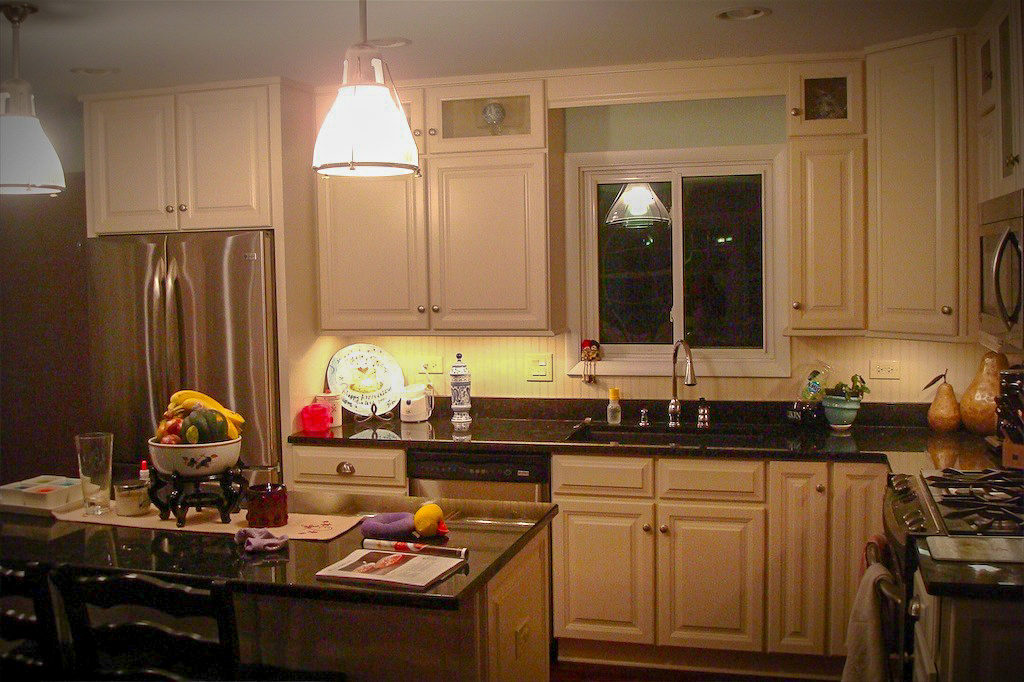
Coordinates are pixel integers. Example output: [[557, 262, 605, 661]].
[[959, 352, 1009, 435], [923, 370, 960, 433]]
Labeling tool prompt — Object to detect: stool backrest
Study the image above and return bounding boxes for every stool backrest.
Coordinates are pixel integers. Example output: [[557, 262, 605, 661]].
[[53, 566, 238, 681], [0, 560, 63, 677]]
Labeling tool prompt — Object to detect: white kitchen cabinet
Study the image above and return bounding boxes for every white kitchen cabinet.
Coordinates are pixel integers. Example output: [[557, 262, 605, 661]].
[[827, 462, 887, 655], [656, 501, 766, 652], [787, 60, 864, 136], [866, 36, 961, 336], [427, 151, 551, 331], [317, 171, 430, 330], [85, 95, 178, 234], [424, 80, 546, 153], [766, 461, 828, 655], [398, 87, 426, 154], [85, 86, 273, 235], [788, 136, 866, 330], [975, 0, 1024, 200], [551, 496, 655, 644]]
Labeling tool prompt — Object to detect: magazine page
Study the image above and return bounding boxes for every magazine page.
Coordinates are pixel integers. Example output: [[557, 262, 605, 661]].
[[316, 549, 466, 589]]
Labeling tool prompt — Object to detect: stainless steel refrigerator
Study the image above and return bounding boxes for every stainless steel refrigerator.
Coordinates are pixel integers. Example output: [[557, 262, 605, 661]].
[[86, 230, 279, 475]]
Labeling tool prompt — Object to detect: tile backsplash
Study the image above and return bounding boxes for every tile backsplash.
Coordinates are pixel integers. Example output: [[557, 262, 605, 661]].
[[319, 334, 990, 404]]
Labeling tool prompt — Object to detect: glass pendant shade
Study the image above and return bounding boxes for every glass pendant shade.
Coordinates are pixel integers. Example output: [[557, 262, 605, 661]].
[[605, 182, 671, 228], [313, 47, 418, 177], [0, 113, 66, 194]]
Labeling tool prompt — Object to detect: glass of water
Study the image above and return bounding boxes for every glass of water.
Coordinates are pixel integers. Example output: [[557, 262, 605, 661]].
[[75, 432, 112, 515]]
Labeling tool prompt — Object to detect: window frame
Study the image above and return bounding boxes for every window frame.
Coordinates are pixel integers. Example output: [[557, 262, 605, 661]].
[[565, 144, 791, 378]]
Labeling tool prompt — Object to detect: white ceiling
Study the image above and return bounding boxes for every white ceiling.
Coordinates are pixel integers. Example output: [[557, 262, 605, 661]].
[[0, 0, 992, 170]]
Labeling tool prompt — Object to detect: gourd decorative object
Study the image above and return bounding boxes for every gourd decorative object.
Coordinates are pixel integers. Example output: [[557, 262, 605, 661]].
[[923, 369, 961, 433], [959, 351, 1009, 435], [449, 353, 472, 428]]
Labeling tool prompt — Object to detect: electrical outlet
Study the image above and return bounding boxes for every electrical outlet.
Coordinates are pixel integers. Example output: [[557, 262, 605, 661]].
[[869, 359, 901, 380], [525, 353, 553, 382], [418, 355, 442, 375]]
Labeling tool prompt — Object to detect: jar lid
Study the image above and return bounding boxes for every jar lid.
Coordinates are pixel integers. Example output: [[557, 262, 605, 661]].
[[115, 479, 147, 492]]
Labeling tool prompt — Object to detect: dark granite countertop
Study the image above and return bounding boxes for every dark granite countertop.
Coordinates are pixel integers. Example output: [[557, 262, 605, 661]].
[[0, 492, 556, 611]]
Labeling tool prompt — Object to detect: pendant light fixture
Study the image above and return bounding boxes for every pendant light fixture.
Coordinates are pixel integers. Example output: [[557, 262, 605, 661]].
[[605, 182, 670, 228], [0, 3, 65, 195], [313, 0, 418, 177]]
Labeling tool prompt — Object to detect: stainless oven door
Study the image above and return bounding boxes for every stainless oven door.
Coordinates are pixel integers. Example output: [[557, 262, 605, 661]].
[[980, 218, 1023, 349]]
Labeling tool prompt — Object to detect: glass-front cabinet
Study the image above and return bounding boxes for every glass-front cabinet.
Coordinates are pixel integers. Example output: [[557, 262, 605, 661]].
[[786, 60, 864, 136], [424, 80, 546, 153], [976, 0, 1023, 201]]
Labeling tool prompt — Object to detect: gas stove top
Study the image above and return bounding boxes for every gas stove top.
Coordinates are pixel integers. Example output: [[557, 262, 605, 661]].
[[921, 468, 1024, 536]]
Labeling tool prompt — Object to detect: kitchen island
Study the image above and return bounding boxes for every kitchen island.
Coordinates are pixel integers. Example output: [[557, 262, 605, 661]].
[[0, 493, 556, 681]]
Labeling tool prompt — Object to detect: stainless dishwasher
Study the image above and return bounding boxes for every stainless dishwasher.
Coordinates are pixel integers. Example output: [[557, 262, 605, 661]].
[[407, 450, 550, 502]]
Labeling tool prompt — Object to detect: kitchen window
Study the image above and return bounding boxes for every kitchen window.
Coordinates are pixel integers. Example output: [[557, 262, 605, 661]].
[[566, 145, 790, 377]]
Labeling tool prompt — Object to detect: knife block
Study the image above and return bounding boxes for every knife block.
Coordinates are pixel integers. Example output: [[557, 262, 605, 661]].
[[1003, 439, 1024, 469]]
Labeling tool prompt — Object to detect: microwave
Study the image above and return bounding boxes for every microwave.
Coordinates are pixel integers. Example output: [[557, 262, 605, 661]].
[[979, 190, 1023, 352]]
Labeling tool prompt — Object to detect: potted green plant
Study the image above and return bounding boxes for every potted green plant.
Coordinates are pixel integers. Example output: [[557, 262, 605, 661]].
[[822, 374, 870, 430]]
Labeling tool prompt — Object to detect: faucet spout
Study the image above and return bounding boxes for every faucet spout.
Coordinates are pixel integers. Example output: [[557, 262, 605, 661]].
[[668, 340, 697, 427]]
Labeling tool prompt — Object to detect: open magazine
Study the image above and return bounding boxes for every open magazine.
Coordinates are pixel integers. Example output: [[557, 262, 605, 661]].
[[316, 548, 466, 589]]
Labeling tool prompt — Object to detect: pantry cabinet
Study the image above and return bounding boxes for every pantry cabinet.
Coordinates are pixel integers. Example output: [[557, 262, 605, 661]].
[[85, 85, 272, 235], [766, 461, 829, 655], [787, 60, 864, 136], [788, 136, 866, 330], [866, 35, 962, 336]]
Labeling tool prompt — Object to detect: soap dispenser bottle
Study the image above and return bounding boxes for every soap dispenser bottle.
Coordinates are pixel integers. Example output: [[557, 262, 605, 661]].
[[607, 388, 622, 425]]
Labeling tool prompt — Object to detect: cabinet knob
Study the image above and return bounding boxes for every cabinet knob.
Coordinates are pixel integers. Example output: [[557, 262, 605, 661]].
[[431, 305, 440, 313], [1007, 154, 1022, 167], [816, 483, 826, 493], [659, 524, 669, 534], [983, 70, 994, 81], [428, 128, 438, 136], [178, 204, 188, 212], [642, 523, 652, 533], [790, 107, 801, 117], [417, 305, 425, 313], [941, 305, 953, 315], [792, 301, 801, 310], [413, 129, 422, 137], [336, 462, 355, 476], [165, 205, 175, 213]]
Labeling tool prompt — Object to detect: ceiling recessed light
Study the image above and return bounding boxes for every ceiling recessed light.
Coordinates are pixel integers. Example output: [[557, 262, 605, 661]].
[[716, 6, 772, 21], [70, 67, 120, 76]]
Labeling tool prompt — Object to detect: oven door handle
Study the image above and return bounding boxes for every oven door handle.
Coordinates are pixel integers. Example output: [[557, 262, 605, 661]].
[[993, 228, 1021, 329], [866, 541, 904, 608]]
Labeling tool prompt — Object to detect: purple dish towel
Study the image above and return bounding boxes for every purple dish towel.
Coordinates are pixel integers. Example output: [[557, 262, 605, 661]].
[[234, 528, 288, 553]]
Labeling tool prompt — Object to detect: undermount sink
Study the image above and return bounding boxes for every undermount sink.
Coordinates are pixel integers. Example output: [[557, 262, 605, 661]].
[[564, 420, 799, 451]]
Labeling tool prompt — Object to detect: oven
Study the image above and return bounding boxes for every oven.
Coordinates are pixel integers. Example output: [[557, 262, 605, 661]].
[[979, 190, 1023, 352]]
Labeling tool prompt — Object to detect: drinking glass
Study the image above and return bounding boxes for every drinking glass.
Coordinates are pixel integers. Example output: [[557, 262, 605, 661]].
[[75, 432, 112, 515]]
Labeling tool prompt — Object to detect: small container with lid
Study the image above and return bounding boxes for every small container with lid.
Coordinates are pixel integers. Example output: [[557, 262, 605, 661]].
[[245, 465, 288, 528], [607, 388, 622, 425], [114, 479, 152, 516], [449, 353, 472, 427]]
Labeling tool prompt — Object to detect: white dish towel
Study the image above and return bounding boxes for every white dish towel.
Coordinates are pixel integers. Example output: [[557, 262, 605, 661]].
[[841, 561, 893, 682]]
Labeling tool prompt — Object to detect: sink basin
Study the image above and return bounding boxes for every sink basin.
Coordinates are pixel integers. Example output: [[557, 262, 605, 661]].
[[565, 421, 801, 451]]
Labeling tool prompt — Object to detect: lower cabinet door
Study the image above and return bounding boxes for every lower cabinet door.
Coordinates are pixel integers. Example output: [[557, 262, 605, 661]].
[[656, 502, 766, 651], [551, 497, 655, 644], [766, 461, 829, 654]]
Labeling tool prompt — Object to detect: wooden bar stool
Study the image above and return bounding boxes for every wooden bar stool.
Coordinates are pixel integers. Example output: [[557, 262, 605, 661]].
[[0, 560, 64, 680]]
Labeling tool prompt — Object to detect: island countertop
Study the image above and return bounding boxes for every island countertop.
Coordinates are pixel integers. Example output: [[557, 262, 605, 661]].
[[0, 492, 556, 610]]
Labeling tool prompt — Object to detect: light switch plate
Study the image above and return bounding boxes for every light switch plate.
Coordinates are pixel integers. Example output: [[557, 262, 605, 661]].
[[869, 359, 901, 380], [419, 356, 443, 375], [525, 353, 553, 382]]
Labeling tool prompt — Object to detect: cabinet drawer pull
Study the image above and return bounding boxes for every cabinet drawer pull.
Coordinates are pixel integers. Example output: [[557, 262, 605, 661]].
[[178, 204, 188, 212], [816, 483, 826, 493], [642, 523, 651, 533], [336, 462, 355, 475], [791, 301, 801, 310], [659, 524, 669, 534], [165, 205, 175, 213], [941, 306, 953, 315], [428, 128, 438, 136], [790, 107, 801, 117]]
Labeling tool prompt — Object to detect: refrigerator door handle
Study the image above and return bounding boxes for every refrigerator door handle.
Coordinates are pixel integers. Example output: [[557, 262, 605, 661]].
[[165, 253, 185, 392], [147, 243, 169, 429]]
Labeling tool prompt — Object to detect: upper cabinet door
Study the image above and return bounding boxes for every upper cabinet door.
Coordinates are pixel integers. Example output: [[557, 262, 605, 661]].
[[424, 80, 546, 153], [991, 3, 1024, 196], [175, 87, 272, 230], [789, 136, 866, 330], [867, 36, 960, 336], [317, 170, 429, 331], [85, 95, 178, 235], [428, 151, 549, 330], [397, 87, 426, 154], [787, 60, 864, 135]]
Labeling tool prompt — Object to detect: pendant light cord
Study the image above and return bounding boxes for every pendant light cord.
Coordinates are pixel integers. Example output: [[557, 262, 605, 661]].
[[359, 0, 368, 45]]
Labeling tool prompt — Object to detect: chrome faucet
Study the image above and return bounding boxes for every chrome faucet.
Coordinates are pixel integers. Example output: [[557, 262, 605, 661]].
[[668, 339, 697, 428]]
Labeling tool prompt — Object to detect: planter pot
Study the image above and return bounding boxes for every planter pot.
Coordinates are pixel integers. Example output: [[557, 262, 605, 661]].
[[822, 396, 862, 431]]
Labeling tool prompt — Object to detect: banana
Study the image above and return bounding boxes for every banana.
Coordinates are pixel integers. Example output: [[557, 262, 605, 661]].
[[168, 390, 245, 437]]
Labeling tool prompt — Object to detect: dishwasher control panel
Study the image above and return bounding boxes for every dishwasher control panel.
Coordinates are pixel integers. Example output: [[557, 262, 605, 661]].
[[407, 451, 549, 483]]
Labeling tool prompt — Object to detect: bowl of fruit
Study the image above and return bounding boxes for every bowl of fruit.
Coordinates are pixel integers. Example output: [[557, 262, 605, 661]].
[[149, 390, 245, 476]]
